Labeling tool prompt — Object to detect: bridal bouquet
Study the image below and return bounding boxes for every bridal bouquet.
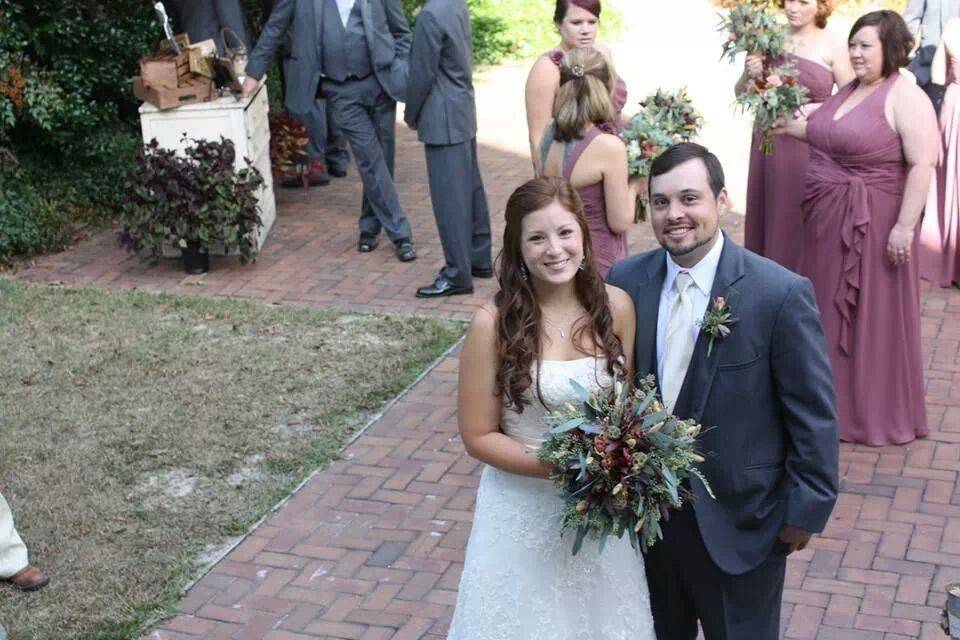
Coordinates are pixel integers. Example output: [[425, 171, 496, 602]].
[[622, 88, 703, 221], [718, 2, 787, 63], [537, 374, 713, 556], [737, 62, 808, 154]]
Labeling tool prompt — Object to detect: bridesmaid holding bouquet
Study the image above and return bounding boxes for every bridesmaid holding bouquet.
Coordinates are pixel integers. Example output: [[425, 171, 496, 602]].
[[737, 0, 853, 272], [775, 11, 938, 446]]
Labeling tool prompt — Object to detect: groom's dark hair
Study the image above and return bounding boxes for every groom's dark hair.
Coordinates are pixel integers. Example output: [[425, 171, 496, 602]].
[[648, 142, 725, 199]]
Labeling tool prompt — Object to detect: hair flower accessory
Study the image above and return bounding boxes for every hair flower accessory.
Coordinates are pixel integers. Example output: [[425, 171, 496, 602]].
[[698, 296, 738, 357], [570, 63, 585, 78]]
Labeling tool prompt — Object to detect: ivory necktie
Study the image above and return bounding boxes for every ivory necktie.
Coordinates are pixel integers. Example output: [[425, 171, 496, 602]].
[[661, 271, 697, 413]]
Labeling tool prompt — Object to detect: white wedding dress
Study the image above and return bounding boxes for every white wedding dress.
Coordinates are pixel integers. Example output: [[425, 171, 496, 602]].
[[448, 357, 656, 640]]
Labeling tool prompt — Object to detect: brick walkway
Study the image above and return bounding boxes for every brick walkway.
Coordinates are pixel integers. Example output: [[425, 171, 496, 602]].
[[15, 2, 960, 636]]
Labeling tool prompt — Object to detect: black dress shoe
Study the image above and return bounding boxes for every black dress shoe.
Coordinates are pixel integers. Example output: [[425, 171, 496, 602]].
[[416, 277, 474, 298], [394, 239, 417, 262], [472, 267, 494, 279], [328, 165, 347, 178], [358, 235, 379, 252]]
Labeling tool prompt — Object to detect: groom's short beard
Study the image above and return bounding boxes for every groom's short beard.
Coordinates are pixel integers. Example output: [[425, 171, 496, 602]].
[[665, 235, 711, 257]]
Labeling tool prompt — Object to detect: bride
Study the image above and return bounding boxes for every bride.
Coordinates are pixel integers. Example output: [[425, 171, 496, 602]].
[[448, 177, 655, 639]]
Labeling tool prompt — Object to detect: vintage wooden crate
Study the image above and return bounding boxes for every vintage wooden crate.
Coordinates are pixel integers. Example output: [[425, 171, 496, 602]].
[[139, 49, 191, 89], [132, 75, 215, 111]]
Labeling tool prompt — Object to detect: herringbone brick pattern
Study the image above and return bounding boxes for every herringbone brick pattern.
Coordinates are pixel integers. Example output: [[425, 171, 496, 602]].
[[14, 46, 960, 640]]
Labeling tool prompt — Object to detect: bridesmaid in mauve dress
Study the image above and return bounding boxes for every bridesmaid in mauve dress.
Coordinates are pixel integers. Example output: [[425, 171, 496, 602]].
[[737, 0, 853, 272], [778, 11, 939, 445], [921, 17, 960, 287], [538, 47, 636, 277], [525, 0, 627, 172]]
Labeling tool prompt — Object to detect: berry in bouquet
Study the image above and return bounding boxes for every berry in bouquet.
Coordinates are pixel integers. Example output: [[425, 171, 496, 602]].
[[737, 62, 808, 154], [718, 2, 787, 63], [537, 373, 714, 556], [622, 88, 703, 221]]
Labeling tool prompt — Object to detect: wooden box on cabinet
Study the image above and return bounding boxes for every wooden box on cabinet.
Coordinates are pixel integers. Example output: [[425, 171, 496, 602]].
[[138, 85, 275, 255]]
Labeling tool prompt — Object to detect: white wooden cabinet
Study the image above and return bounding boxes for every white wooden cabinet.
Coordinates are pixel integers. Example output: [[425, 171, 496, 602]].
[[138, 85, 275, 253]]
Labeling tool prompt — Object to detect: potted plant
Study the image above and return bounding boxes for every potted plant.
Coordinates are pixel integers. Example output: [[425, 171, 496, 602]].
[[118, 136, 264, 273]]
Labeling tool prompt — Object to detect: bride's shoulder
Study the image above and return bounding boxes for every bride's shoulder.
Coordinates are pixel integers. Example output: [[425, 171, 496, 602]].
[[469, 299, 499, 331], [605, 284, 635, 319]]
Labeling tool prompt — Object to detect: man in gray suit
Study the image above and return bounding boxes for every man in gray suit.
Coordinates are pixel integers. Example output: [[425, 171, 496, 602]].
[[608, 143, 839, 639], [405, 0, 492, 297], [163, 0, 251, 54], [904, 0, 959, 112], [242, 0, 417, 262]]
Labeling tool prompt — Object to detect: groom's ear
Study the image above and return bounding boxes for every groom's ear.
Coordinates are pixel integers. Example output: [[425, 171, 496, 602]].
[[716, 189, 730, 217]]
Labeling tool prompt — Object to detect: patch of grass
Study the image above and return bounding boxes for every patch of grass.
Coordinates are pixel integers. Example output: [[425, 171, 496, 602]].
[[0, 279, 464, 639]]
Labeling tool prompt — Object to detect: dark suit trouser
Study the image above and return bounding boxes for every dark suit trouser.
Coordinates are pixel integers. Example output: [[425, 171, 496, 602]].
[[283, 57, 348, 171], [424, 138, 492, 286], [322, 75, 411, 242], [644, 505, 787, 640]]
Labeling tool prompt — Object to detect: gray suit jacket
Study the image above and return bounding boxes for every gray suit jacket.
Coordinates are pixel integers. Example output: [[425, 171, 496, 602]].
[[607, 237, 839, 575], [165, 0, 251, 54], [904, 0, 960, 84], [246, 0, 412, 113], [403, 0, 477, 145]]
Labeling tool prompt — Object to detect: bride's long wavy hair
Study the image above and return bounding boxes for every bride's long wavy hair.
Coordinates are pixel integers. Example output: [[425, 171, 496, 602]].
[[494, 177, 623, 413]]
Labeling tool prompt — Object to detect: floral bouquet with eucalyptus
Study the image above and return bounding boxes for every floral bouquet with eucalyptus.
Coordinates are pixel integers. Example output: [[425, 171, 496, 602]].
[[737, 61, 808, 154], [623, 88, 704, 220], [537, 374, 713, 556], [718, 2, 787, 63]]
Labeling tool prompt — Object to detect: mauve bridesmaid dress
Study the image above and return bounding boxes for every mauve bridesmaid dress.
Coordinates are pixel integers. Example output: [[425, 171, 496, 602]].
[[744, 57, 835, 272], [801, 73, 928, 446], [921, 54, 960, 287]]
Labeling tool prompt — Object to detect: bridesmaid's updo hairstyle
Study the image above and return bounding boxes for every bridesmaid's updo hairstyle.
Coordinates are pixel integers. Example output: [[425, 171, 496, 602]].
[[553, 47, 616, 142], [779, 0, 832, 29], [554, 0, 602, 23], [849, 10, 913, 77], [494, 177, 622, 413]]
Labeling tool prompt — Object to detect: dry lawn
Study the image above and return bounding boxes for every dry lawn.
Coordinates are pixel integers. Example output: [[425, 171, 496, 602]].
[[0, 278, 463, 639]]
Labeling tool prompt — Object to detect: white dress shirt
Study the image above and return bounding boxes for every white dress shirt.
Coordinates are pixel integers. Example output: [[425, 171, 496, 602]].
[[656, 233, 725, 382], [336, 0, 357, 28]]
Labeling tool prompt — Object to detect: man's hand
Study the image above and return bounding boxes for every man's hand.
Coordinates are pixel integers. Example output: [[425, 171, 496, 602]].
[[778, 525, 813, 554], [407, 121, 418, 131], [242, 75, 263, 99]]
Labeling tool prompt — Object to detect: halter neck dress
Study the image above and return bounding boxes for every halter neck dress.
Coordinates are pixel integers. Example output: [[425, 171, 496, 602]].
[[539, 123, 628, 277], [801, 73, 928, 446]]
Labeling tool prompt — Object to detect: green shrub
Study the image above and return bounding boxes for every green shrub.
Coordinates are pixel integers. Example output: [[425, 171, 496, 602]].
[[0, 154, 57, 265], [0, 1, 155, 152]]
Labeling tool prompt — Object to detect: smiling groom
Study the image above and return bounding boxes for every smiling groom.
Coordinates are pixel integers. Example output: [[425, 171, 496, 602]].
[[607, 143, 840, 639]]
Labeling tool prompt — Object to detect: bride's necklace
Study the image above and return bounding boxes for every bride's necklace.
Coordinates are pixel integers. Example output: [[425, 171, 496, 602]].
[[542, 312, 584, 339]]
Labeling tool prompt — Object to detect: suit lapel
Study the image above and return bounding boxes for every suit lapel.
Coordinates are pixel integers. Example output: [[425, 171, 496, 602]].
[[314, 0, 325, 53], [633, 253, 666, 386], [672, 235, 745, 422], [359, 0, 375, 47]]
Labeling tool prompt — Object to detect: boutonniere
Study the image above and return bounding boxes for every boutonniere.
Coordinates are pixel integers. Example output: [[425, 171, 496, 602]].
[[698, 296, 739, 357]]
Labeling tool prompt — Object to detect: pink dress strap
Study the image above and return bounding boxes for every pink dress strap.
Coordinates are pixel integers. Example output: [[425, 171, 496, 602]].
[[563, 126, 605, 181]]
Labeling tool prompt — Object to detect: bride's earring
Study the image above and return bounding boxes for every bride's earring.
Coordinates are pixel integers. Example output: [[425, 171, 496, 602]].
[[578, 258, 585, 271], [520, 263, 529, 282]]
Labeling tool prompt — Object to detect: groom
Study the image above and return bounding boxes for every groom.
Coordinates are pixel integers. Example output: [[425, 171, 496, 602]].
[[608, 143, 839, 639]]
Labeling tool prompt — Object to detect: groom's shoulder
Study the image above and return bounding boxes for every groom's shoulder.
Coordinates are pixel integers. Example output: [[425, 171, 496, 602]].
[[737, 245, 810, 303], [607, 248, 662, 286]]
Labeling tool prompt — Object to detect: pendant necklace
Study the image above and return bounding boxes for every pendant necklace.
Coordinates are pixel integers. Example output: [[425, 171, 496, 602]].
[[542, 313, 582, 339]]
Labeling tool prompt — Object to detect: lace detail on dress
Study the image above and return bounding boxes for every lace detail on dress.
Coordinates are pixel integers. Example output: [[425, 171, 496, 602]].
[[448, 357, 655, 640]]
